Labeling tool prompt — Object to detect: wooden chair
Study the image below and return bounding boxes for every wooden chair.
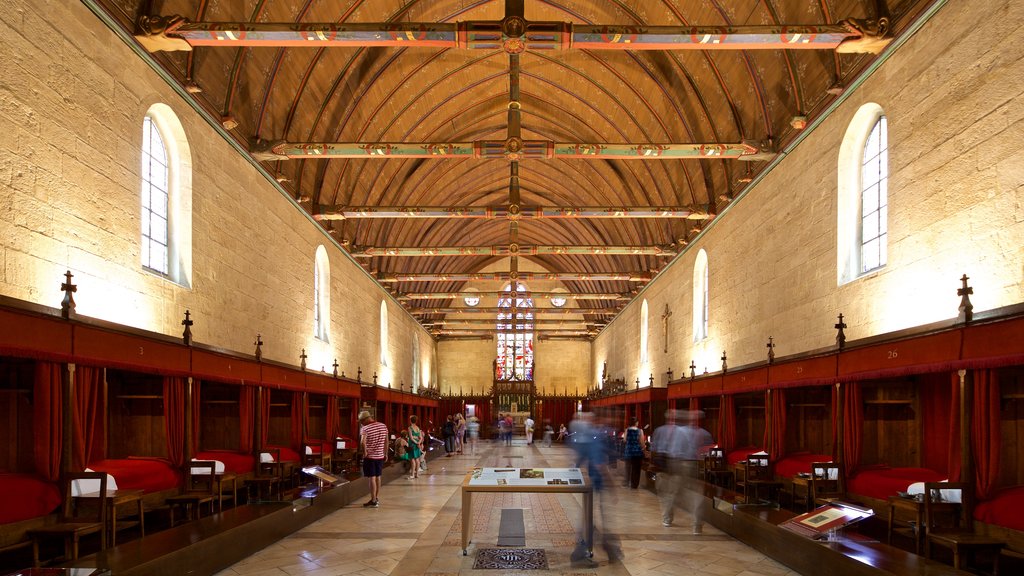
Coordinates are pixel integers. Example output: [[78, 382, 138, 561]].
[[810, 462, 844, 506], [703, 447, 733, 489], [166, 461, 216, 525], [923, 482, 1005, 574], [245, 448, 282, 502], [740, 456, 782, 504], [28, 472, 107, 566]]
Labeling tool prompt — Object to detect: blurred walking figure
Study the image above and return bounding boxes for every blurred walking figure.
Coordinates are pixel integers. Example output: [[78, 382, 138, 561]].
[[623, 417, 646, 489], [651, 410, 712, 533], [568, 411, 622, 565]]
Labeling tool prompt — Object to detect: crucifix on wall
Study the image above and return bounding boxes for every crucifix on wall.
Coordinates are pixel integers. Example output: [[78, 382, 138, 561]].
[[661, 304, 672, 353]]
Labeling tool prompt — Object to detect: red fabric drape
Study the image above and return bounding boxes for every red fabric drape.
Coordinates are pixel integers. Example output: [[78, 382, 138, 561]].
[[920, 373, 953, 476], [972, 369, 1000, 500], [290, 391, 303, 451], [842, 381, 863, 479], [72, 365, 105, 470], [190, 380, 201, 455], [831, 383, 840, 461], [239, 385, 255, 453], [765, 389, 786, 461], [33, 362, 62, 481], [947, 373, 961, 481], [718, 395, 736, 452], [325, 396, 338, 440], [259, 388, 270, 449], [163, 377, 187, 467], [689, 397, 699, 412]]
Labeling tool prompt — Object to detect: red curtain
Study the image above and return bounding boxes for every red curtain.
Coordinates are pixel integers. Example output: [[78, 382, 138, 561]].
[[326, 396, 338, 440], [239, 385, 255, 453], [972, 369, 1000, 500], [259, 388, 270, 449], [831, 383, 840, 460], [842, 381, 863, 479], [947, 373, 961, 481], [190, 380, 201, 455], [163, 376, 187, 467], [765, 389, 786, 461], [33, 362, 62, 481], [718, 395, 735, 452], [290, 391, 303, 451], [72, 365, 105, 470], [920, 373, 953, 475]]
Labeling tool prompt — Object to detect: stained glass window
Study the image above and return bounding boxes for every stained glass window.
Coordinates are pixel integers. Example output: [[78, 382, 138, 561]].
[[496, 283, 533, 381]]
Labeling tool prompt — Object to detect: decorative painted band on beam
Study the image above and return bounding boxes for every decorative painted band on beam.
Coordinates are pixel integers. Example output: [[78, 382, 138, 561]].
[[423, 320, 600, 327], [431, 329, 595, 336], [136, 16, 889, 54], [398, 292, 627, 300], [379, 272, 651, 282], [251, 140, 768, 161], [411, 308, 615, 315], [314, 206, 710, 221], [349, 245, 676, 257]]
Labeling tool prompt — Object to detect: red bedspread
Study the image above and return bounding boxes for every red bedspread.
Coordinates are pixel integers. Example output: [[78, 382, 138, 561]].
[[726, 446, 762, 465], [0, 473, 61, 524], [975, 487, 1024, 532], [88, 458, 180, 493], [847, 467, 945, 500], [266, 446, 301, 463], [195, 451, 255, 475], [774, 453, 833, 478]]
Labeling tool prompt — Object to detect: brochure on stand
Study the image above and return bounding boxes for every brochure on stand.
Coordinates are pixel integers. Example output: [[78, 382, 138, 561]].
[[779, 501, 874, 540]]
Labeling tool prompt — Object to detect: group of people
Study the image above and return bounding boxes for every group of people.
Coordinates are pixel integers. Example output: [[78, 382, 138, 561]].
[[360, 406, 714, 544], [441, 412, 480, 456]]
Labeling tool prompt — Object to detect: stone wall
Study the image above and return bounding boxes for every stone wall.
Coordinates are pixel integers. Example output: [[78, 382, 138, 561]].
[[594, 0, 1024, 385], [0, 0, 436, 383]]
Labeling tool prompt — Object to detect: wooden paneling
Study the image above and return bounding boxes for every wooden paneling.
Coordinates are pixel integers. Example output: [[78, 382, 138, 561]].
[[75, 325, 189, 375], [192, 349, 260, 386], [998, 367, 1024, 488], [268, 389, 292, 447], [769, 355, 837, 388], [307, 393, 327, 440], [107, 370, 167, 458], [697, 396, 721, 444], [860, 379, 918, 468], [199, 382, 241, 451], [723, 367, 767, 394], [734, 392, 766, 448], [0, 358, 35, 472], [784, 386, 832, 455]]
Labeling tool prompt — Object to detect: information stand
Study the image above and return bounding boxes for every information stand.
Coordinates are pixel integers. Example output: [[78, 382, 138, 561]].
[[299, 466, 348, 500], [779, 501, 874, 541], [461, 467, 592, 556]]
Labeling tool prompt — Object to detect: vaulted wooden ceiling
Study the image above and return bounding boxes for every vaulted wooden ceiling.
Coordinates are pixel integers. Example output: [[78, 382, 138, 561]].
[[90, 0, 929, 339]]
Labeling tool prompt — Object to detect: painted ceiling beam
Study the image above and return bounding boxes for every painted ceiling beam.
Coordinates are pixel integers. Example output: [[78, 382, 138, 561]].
[[430, 329, 596, 336], [251, 140, 770, 161], [315, 206, 710, 221], [422, 319, 602, 327], [349, 245, 675, 257], [379, 272, 651, 282], [136, 16, 890, 54], [410, 307, 615, 315], [397, 291, 627, 300]]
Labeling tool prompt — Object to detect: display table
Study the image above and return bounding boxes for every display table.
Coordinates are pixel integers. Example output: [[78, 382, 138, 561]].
[[460, 467, 592, 556]]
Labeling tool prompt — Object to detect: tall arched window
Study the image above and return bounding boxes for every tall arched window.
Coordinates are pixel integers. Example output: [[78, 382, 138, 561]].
[[692, 249, 709, 342], [496, 283, 533, 381], [639, 299, 649, 367], [140, 104, 192, 286], [838, 103, 888, 284], [313, 246, 330, 341], [379, 300, 389, 367]]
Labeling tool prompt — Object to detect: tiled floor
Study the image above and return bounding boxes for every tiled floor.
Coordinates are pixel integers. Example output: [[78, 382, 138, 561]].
[[214, 441, 800, 576]]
